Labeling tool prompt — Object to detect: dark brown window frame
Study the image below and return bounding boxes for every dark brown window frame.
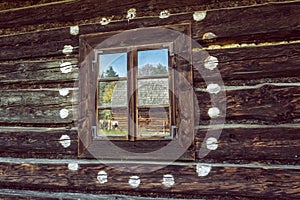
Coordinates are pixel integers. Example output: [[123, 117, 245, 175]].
[[78, 23, 195, 161]]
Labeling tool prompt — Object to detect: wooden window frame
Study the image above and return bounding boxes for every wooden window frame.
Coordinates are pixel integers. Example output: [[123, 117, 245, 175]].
[[78, 24, 195, 161]]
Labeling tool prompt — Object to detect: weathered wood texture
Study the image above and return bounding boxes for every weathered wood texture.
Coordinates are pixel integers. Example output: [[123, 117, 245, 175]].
[[1, 2, 299, 61], [0, 162, 298, 199], [196, 127, 300, 164], [0, 0, 294, 34], [193, 43, 300, 86], [0, 0, 299, 199], [0, 89, 75, 126], [197, 85, 300, 124], [0, 194, 57, 200], [0, 188, 261, 200], [1, 126, 298, 165], [0, 58, 78, 89], [194, 2, 300, 46], [0, 0, 63, 10], [0, 128, 77, 158], [0, 29, 79, 61]]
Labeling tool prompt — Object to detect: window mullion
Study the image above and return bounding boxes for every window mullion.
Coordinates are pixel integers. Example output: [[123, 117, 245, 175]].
[[128, 48, 138, 141]]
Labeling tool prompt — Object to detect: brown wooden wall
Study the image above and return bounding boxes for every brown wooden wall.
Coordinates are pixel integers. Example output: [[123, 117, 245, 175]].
[[0, 0, 299, 199]]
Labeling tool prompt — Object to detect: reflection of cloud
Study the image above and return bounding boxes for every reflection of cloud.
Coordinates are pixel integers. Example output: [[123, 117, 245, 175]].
[[99, 53, 127, 77], [138, 49, 168, 67]]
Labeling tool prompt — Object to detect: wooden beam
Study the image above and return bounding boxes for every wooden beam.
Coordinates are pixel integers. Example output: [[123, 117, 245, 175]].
[[0, 89, 75, 125], [196, 85, 300, 124], [1, 2, 299, 61], [196, 127, 300, 164], [0, 58, 78, 89], [0, 0, 70, 11], [0, 162, 298, 199], [0, 28, 79, 61], [193, 43, 300, 86], [0, 189, 202, 200], [193, 1, 300, 46], [0, 125, 298, 164], [0, 127, 77, 158], [1, 0, 295, 34]]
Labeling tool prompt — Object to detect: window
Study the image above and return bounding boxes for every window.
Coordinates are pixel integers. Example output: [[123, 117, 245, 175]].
[[97, 47, 174, 141], [78, 24, 195, 161]]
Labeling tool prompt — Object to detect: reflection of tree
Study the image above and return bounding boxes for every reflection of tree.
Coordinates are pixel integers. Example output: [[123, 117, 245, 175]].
[[101, 66, 119, 78], [101, 110, 112, 120], [139, 63, 167, 76], [100, 66, 119, 104], [103, 82, 116, 103]]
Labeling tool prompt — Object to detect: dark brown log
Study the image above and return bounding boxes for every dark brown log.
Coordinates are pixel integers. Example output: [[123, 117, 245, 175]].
[[0, 58, 78, 89], [1, 2, 299, 61], [196, 85, 300, 124], [0, 89, 75, 125], [0, 128, 77, 158], [193, 2, 300, 46], [196, 126, 300, 164], [0, 28, 79, 61], [0, 162, 298, 199], [0, 0, 61, 11], [193, 43, 300, 86], [0, 125, 298, 165], [0, 0, 293, 34]]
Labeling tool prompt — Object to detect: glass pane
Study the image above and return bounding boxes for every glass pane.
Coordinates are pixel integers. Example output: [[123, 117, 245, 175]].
[[99, 81, 127, 107], [138, 78, 169, 106], [138, 49, 168, 76], [99, 53, 127, 78], [98, 108, 128, 136], [138, 106, 170, 137]]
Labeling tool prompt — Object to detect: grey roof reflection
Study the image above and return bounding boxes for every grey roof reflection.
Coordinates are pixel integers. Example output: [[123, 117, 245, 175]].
[[111, 79, 169, 106]]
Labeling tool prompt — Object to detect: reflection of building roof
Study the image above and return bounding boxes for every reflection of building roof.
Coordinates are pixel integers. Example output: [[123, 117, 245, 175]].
[[111, 79, 169, 106]]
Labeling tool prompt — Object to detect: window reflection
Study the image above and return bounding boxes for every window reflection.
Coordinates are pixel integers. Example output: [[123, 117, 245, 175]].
[[138, 49, 168, 77], [99, 53, 127, 78]]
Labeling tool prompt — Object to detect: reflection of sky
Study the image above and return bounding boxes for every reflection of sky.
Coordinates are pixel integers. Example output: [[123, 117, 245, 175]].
[[138, 49, 168, 67], [99, 53, 127, 77], [99, 49, 168, 77]]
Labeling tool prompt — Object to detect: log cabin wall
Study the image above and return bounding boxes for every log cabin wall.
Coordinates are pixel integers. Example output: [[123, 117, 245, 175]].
[[0, 0, 299, 199]]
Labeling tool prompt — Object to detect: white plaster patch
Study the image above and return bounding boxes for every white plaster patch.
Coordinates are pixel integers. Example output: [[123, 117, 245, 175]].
[[59, 108, 69, 119], [208, 107, 220, 118], [62, 45, 74, 55], [128, 176, 140, 188], [204, 56, 218, 70], [193, 11, 206, 21], [202, 32, 217, 40], [68, 163, 79, 171], [206, 137, 218, 150], [206, 84, 221, 94], [97, 170, 108, 184], [100, 18, 111, 25], [127, 8, 136, 20], [59, 88, 70, 96], [162, 174, 175, 188], [70, 25, 79, 35], [60, 62, 73, 74], [159, 10, 170, 19], [59, 135, 71, 148], [196, 164, 212, 176]]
